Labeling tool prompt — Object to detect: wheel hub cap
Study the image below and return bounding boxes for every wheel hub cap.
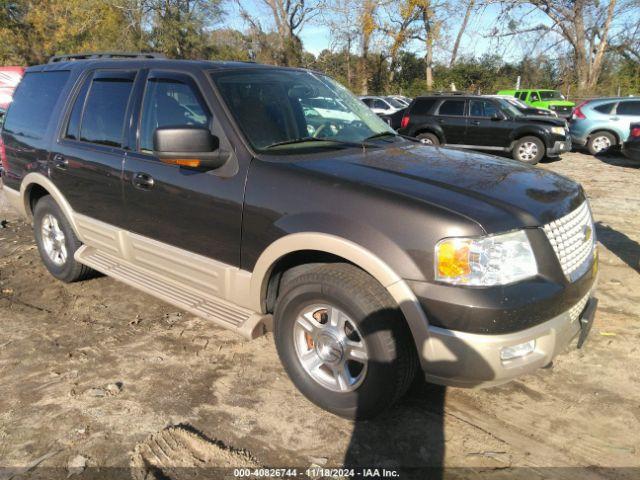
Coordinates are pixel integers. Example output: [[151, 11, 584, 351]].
[[315, 331, 343, 364], [518, 142, 538, 161], [41, 213, 67, 266], [293, 304, 368, 392], [593, 136, 611, 151]]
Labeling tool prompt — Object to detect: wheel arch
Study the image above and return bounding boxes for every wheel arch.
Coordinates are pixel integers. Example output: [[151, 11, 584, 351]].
[[587, 128, 620, 145], [250, 233, 431, 356], [414, 127, 444, 143], [19, 172, 83, 239]]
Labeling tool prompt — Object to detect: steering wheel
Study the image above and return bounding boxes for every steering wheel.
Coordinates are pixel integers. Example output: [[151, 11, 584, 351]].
[[312, 121, 332, 138]]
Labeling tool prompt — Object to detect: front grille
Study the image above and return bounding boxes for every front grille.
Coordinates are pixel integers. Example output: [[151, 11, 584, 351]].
[[568, 292, 591, 323], [543, 201, 596, 282]]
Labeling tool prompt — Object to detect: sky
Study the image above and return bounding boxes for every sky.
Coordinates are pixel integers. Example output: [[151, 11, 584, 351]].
[[222, 2, 639, 63]]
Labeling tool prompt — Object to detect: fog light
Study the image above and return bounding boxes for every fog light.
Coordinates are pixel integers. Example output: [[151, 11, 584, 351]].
[[501, 340, 535, 361]]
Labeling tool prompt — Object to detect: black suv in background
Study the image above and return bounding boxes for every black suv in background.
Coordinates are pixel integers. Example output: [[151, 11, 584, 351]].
[[398, 95, 571, 164], [1, 53, 598, 419]]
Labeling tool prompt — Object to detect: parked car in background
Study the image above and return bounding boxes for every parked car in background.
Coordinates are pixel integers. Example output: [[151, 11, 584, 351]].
[[570, 97, 640, 155], [398, 94, 570, 164], [623, 123, 640, 162], [498, 89, 575, 118], [0, 66, 25, 109], [387, 95, 412, 107], [0, 107, 6, 129], [485, 94, 557, 117], [377, 108, 405, 130], [1, 53, 598, 419], [360, 95, 405, 115]]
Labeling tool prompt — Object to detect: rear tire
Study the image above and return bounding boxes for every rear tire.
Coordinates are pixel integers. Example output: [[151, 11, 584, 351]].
[[273, 263, 418, 419], [587, 131, 616, 155], [416, 132, 440, 145], [512, 136, 545, 164], [33, 195, 93, 283]]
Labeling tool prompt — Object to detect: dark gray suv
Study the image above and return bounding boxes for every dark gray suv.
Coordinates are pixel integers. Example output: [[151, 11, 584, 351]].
[[0, 53, 598, 418]]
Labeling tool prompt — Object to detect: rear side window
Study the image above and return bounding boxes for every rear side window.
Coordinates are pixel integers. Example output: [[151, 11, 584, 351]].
[[65, 75, 92, 140], [593, 102, 615, 114], [410, 98, 436, 115], [438, 100, 465, 116], [139, 74, 211, 152], [3, 71, 69, 140], [617, 101, 640, 116], [80, 71, 135, 147]]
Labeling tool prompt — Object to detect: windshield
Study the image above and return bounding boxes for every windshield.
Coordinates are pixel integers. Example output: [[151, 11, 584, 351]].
[[539, 90, 565, 100], [506, 97, 529, 109], [496, 99, 523, 117], [384, 97, 405, 108], [212, 69, 394, 152]]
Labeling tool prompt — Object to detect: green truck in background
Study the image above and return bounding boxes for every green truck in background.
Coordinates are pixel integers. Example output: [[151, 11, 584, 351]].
[[497, 89, 575, 118]]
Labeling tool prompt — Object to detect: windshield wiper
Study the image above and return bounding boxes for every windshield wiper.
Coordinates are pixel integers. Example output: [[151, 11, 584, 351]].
[[265, 137, 361, 149], [364, 131, 398, 141]]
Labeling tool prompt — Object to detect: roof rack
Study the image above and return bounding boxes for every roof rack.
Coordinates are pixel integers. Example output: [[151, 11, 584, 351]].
[[48, 52, 166, 63], [425, 91, 472, 96]]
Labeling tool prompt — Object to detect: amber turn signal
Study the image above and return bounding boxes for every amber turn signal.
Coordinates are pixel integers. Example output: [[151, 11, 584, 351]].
[[436, 239, 471, 278], [160, 158, 201, 168]]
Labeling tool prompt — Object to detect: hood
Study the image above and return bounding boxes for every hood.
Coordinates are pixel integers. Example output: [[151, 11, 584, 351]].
[[293, 143, 584, 233], [515, 115, 566, 126]]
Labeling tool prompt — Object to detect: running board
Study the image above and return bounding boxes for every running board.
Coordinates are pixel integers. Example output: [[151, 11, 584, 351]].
[[75, 246, 272, 339]]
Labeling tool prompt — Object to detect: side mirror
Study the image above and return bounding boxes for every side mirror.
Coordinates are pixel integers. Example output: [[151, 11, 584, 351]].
[[491, 112, 505, 121], [153, 127, 230, 170]]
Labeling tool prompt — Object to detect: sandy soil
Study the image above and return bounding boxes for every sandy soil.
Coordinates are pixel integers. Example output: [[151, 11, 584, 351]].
[[0, 151, 638, 479]]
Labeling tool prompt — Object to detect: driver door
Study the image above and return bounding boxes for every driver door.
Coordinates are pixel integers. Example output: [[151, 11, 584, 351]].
[[122, 69, 245, 266]]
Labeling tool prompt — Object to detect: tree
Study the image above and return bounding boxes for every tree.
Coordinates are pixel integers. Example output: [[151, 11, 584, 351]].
[[449, 0, 475, 66], [237, 0, 321, 66], [498, 0, 636, 92]]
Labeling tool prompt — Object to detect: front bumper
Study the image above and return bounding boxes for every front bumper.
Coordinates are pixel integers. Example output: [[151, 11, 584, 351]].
[[420, 294, 597, 388], [547, 137, 572, 156]]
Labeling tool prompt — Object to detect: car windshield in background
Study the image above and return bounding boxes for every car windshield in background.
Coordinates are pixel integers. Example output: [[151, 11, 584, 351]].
[[212, 69, 394, 152], [384, 97, 405, 108], [539, 90, 565, 100], [496, 99, 523, 117]]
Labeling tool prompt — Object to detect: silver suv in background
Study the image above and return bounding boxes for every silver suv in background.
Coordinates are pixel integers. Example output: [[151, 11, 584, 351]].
[[360, 95, 406, 115], [570, 97, 640, 155]]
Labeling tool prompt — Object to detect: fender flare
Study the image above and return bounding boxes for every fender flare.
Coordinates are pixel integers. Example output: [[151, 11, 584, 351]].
[[249, 232, 430, 350], [19, 172, 84, 240]]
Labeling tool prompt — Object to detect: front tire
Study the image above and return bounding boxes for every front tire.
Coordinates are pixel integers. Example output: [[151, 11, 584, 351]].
[[587, 131, 616, 155], [273, 264, 418, 419], [512, 136, 545, 164], [33, 195, 93, 283]]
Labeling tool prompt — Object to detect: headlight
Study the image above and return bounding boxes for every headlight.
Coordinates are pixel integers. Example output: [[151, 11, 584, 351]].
[[435, 230, 537, 286], [551, 126, 565, 136]]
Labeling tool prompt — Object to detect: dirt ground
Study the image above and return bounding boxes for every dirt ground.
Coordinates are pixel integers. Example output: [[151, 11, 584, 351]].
[[1, 150, 639, 480]]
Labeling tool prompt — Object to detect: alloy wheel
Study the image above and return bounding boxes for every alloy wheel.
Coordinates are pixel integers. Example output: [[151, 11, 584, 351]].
[[41, 213, 67, 266], [517, 141, 539, 162], [293, 303, 368, 392]]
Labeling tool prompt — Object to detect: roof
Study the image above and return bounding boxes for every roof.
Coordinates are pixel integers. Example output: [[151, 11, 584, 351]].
[[28, 58, 292, 73]]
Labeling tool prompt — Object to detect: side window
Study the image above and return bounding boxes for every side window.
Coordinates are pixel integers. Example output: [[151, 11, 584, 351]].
[[373, 99, 387, 110], [530, 92, 540, 102], [361, 98, 372, 107], [139, 75, 211, 152], [437, 100, 465, 116], [80, 71, 136, 147], [411, 98, 436, 115], [469, 100, 499, 118], [617, 101, 640, 116], [518, 92, 528, 100], [594, 102, 615, 114], [65, 74, 92, 140], [3, 71, 70, 140]]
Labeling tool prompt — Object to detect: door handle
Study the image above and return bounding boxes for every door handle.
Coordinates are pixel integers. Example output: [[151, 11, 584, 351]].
[[132, 172, 154, 190], [53, 154, 68, 170]]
